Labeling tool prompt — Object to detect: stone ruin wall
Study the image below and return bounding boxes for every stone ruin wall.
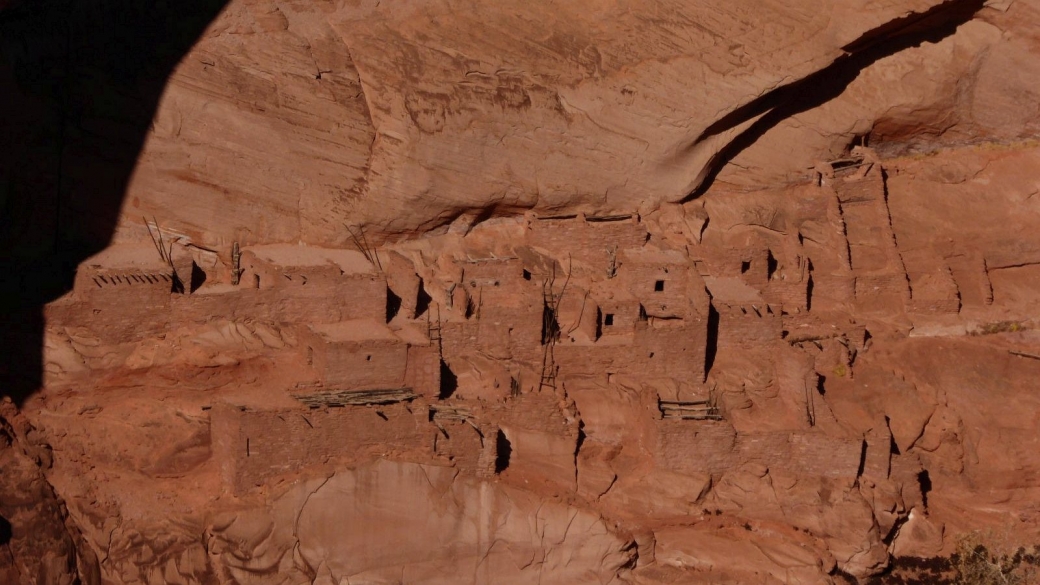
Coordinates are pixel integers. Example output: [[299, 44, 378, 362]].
[[54, 182, 915, 517], [212, 403, 434, 494], [655, 422, 865, 480], [46, 271, 387, 346], [526, 216, 648, 274], [302, 333, 409, 391]]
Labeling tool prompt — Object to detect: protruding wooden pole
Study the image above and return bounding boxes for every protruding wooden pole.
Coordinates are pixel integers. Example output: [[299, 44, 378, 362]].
[[231, 242, 243, 285]]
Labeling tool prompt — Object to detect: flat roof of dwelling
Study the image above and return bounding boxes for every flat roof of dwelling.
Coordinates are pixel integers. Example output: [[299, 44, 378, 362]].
[[308, 318, 401, 343], [391, 322, 432, 346], [703, 276, 764, 303], [620, 246, 687, 265], [80, 244, 170, 271], [246, 244, 376, 275]]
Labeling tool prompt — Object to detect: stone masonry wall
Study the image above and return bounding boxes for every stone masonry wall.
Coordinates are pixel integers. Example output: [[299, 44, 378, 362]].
[[211, 403, 432, 494], [656, 422, 862, 479]]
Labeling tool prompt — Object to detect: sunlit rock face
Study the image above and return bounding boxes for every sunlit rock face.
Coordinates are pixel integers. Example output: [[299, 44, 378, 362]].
[[105, 0, 1039, 245], [3, 0, 1040, 584]]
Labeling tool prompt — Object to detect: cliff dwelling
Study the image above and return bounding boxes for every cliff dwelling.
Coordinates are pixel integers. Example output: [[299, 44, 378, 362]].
[[3, 1, 1040, 584]]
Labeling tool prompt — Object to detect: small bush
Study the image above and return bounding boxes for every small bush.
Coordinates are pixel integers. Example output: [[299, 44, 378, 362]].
[[971, 321, 1026, 336], [952, 531, 1039, 585]]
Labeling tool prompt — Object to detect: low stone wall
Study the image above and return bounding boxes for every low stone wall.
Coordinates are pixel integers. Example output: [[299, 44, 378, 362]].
[[211, 403, 432, 494], [50, 275, 387, 346], [716, 305, 782, 350], [656, 422, 863, 479]]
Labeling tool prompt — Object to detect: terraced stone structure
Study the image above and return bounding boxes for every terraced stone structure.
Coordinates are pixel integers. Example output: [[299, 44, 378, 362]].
[[3, 1, 1040, 584]]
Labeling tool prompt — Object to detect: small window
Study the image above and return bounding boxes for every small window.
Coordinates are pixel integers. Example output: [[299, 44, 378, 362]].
[[604, 314, 615, 326], [522, 269, 532, 281], [741, 261, 751, 274], [654, 280, 665, 292], [366, 355, 372, 361]]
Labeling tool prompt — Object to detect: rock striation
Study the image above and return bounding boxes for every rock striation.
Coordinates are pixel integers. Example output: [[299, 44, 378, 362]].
[[2, 0, 1040, 584]]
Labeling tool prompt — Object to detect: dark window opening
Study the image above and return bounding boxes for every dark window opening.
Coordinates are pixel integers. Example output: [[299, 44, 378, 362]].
[[439, 360, 458, 399], [189, 261, 207, 293], [253, 274, 261, 289], [741, 260, 751, 274], [522, 269, 532, 281], [918, 470, 932, 508], [415, 279, 433, 318], [639, 305, 648, 321], [648, 352, 655, 358], [705, 302, 720, 377], [766, 251, 778, 281], [654, 280, 665, 292], [856, 439, 867, 478], [806, 274, 814, 312], [0, 516, 10, 546], [386, 286, 402, 322], [366, 355, 372, 361], [604, 313, 615, 326], [832, 159, 860, 171], [494, 430, 512, 473], [888, 418, 901, 455], [816, 374, 826, 396]]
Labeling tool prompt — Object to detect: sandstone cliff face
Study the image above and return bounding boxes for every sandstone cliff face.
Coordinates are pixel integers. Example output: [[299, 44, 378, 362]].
[[106, 0, 1040, 246], [3, 1, 1040, 584]]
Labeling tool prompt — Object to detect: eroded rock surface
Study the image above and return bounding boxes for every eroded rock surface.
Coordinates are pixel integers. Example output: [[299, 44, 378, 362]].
[[3, 0, 1040, 584]]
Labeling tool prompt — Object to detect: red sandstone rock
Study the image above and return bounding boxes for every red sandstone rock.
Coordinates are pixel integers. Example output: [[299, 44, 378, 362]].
[[4, 1, 1040, 584]]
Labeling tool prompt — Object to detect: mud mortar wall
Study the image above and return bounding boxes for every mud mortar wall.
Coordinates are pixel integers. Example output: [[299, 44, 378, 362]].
[[656, 422, 863, 479], [211, 403, 432, 494]]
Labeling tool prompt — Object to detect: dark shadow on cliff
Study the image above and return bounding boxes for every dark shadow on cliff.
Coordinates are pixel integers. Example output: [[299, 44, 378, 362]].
[[684, 0, 987, 201], [0, 0, 230, 405]]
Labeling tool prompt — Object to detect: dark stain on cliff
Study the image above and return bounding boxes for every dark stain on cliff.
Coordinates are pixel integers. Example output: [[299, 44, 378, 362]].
[[0, 0, 231, 405], [684, 0, 988, 201]]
